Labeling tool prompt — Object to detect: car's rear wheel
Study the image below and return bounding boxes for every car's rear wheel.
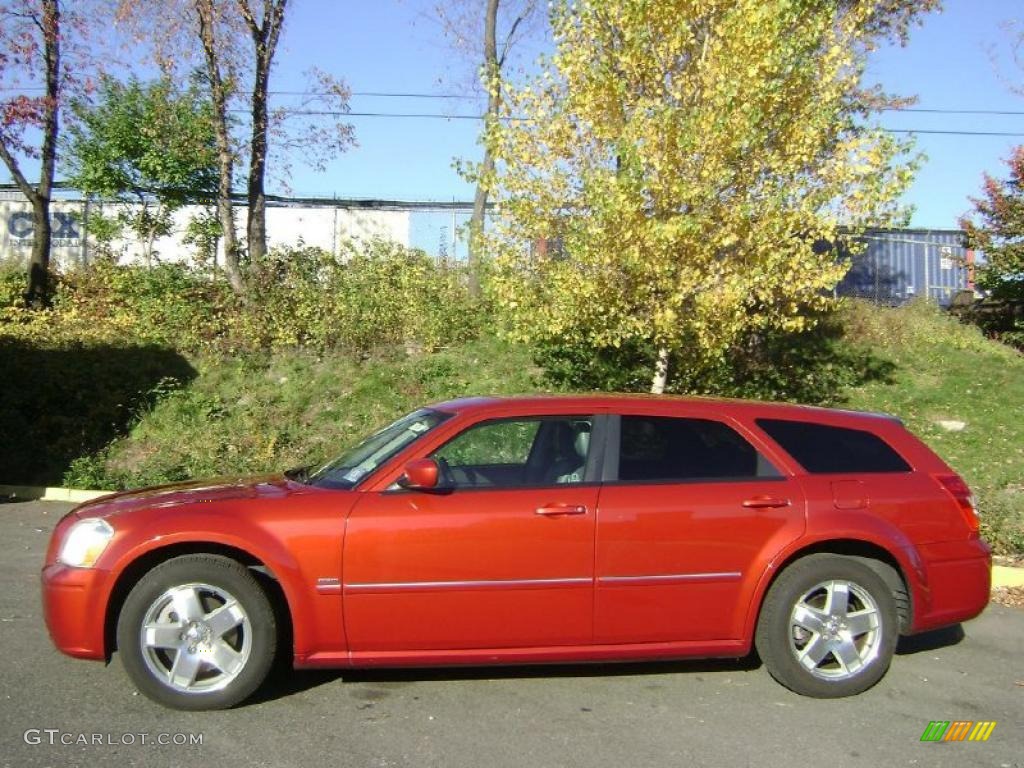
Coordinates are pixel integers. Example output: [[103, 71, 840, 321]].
[[116, 554, 276, 710], [755, 554, 898, 698]]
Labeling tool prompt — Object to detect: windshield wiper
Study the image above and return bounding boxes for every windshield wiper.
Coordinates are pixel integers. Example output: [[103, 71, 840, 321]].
[[284, 466, 310, 483]]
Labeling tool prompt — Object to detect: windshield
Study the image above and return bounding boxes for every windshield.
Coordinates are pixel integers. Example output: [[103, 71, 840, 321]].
[[307, 408, 452, 489]]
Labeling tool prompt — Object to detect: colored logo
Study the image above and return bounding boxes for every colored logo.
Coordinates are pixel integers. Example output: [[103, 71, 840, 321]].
[[920, 721, 996, 742]]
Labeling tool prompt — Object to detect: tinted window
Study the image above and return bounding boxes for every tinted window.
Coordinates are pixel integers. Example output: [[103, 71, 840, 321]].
[[756, 418, 911, 474], [617, 416, 780, 482], [432, 416, 594, 489]]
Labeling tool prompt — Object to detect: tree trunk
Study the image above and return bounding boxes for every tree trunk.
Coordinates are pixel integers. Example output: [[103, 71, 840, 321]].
[[196, 0, 244, 294], [650, 347, 670, 394], [26, 198, 52, 308], [467, 0, 501, 297], [143, 204, 157, 266], [238, 0, 287, 267], [468, 148, 494, 297], [215, 144, 243, 292], [246, 56, 269, 264], [22, 0, 60, 308], [22, 0, 60, 307]]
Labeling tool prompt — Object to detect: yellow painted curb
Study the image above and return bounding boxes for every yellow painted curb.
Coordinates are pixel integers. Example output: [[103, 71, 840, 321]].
[[0, 485, 110, 504], [992, 565, 1024, 589]]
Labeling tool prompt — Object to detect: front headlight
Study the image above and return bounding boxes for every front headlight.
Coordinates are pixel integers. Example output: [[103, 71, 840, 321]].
[[58, 518, 115, 568]]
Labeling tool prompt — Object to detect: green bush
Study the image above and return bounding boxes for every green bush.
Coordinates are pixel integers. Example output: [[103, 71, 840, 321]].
[[951, 299, 1024, 353], [536, 310, 894, 405], [0, 238, 483, 355], [55, 260, 234, 348], [240, 239, 483, 353], [0, 261, 231, 348], [0, 262, 26, 309], [979, 488, 1024, 556]]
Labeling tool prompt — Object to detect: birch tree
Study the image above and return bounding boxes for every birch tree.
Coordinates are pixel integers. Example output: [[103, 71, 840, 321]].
[[483, 0, 933, 392]]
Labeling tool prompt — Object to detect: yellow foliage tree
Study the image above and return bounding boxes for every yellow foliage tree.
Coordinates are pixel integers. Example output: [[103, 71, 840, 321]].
[[480, 0, 928, 392]]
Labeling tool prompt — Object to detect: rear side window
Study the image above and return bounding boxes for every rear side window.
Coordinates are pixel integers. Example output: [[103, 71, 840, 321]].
[[617, 416, 781, 482], [756, 418, 911, 474]]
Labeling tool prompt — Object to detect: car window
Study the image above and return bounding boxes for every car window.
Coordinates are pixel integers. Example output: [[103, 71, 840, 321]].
[[309, 408, 452, 489], [439, 420, 541, 466], [432, 416, 594, 489], [617, 416, 780, 482], [755, 418, 911, 474]]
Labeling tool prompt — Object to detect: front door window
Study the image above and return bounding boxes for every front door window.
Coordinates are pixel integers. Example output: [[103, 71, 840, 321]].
[[431, 416, 595, 488]]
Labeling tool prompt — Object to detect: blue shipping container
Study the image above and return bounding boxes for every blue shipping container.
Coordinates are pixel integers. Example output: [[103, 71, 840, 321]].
[[835, 228, 971, 307]]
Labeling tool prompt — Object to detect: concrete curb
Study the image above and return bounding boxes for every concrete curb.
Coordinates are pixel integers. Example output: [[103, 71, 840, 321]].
[[4, 483, 1023, 589], [992, 565, 1024, 589], [0, 485, 109, 503]]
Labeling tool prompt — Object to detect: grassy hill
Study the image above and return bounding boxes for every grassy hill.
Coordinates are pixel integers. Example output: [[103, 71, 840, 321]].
[[6, 299, 1021, 553]]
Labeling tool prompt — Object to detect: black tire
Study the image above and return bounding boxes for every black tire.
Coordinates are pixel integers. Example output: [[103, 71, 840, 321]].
[[116, 554, 277, 710], [755, 554, 898, 698]]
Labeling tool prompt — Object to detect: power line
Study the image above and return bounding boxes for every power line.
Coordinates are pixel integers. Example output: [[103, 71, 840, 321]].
[[885, 128, 1024, 137], [0, 85, 478, 99], [4, 83, 1024, 134], [257, 109, 487, 120], [285, 90, 475, 99], [882, 107, 1024, 116], [3, 82, 1024, 113], [246, 107, 1024, 136]]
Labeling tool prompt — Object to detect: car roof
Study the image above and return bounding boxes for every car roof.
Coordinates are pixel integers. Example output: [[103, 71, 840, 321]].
[[427, 394, 901, 426]]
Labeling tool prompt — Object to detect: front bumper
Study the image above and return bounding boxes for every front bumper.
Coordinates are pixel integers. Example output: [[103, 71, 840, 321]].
[[41, 564, 112, 660]]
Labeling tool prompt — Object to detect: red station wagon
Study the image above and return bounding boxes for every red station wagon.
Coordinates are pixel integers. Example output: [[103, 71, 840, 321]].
[[42, 395, 991, 709]]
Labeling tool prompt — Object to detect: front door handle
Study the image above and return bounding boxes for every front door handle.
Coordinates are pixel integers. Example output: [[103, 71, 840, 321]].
[[742, 496, 791, 509], [535, 504, 588, 516]]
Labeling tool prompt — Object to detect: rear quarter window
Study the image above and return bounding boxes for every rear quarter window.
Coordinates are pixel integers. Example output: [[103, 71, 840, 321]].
[[756, 418, 911, 474]]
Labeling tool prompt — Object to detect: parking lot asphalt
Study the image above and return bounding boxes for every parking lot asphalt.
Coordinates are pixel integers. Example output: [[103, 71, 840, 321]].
[[2, 499, 1021, 768]]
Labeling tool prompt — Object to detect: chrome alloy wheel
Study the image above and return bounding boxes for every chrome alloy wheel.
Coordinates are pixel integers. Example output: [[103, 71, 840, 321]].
[[788, 579, 882, 681], [139, 583, 252, 693]]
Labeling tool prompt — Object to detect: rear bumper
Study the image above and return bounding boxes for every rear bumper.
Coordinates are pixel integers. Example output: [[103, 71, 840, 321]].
[[909, 538, 991, 634], [41, 564, 111, 660]]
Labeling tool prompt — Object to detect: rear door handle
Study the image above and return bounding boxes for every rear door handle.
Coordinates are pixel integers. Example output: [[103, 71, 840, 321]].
[[742, 496, 791, 509], [535, 504, 588, 516]]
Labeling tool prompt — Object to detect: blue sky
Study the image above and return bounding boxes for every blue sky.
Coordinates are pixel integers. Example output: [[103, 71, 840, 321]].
[[267, 0, 492, 203], [8, 1, 1022, 230], [271, 0, 1023, 229], [866, 0, 1023, 228]]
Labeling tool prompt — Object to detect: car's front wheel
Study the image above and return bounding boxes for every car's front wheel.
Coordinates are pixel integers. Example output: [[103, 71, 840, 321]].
[[755, 554, 899, 698], [116, 554, 277, 710]]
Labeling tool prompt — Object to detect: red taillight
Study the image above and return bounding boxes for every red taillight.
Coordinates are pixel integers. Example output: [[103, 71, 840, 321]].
[[934, 473, 980, 533]]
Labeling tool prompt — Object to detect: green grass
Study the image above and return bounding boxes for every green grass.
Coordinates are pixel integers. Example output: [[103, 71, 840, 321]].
[[42, 300, 1024, 555], [64, 337, 545, 490]]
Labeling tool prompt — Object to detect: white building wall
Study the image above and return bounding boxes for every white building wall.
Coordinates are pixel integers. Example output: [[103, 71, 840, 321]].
[[264, 206, 409, 253], [0, 194, 411, 269]]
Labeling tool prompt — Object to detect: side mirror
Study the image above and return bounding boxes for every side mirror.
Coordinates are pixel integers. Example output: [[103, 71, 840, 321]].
[[398, 458, 440, 490]]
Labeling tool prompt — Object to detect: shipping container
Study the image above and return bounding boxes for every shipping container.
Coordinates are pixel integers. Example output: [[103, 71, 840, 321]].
[[835, 228, 972, 307]]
